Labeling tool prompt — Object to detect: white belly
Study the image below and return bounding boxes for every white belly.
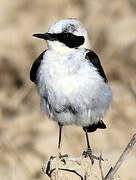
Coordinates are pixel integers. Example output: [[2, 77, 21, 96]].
[[37, 50, 112, 126]]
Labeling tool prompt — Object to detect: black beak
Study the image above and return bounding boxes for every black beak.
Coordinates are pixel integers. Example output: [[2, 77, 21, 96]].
[[32, 33, 52, 40]]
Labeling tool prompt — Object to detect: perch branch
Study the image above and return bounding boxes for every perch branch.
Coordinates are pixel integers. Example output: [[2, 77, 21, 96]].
[[99, 154, 104, 180], [105, 133, 136, 180]]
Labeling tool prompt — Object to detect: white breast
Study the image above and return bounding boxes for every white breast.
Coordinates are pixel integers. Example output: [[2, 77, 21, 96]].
[[38, 49, 101, 96], [37, 49, 112, 126]]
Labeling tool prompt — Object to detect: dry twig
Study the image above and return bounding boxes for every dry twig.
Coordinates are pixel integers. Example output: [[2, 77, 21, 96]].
[[105, 133, 136, 180], [99, 154, 104, 180]]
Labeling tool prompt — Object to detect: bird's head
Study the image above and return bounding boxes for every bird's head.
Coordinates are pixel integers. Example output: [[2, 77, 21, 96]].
[[33, 19, 90, 52]]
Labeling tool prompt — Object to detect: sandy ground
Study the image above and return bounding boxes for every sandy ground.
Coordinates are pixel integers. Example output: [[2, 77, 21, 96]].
[[0, 0, 136, 179]]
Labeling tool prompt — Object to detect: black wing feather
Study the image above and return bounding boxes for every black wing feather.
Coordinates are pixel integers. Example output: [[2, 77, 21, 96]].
[[30, 50, 46, 84], [85, 50, 108, 83], [83, 120, 106, 133]]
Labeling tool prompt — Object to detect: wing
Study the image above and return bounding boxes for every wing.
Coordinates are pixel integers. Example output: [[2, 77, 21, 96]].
[[30, 50, 46, 84], [83, 120, 106, 133], [85, 50, 108, 83]]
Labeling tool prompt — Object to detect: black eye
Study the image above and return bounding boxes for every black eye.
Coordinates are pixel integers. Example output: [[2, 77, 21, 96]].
[[63, 33, 72, 40]]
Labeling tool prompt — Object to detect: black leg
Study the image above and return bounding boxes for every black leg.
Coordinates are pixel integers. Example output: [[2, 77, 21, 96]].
[[83, 127, 94, 164], [57, 122, 68, 159], [82, 127, 101, 164], [84, 127, 91, 151], [58, 122, 63, 149]]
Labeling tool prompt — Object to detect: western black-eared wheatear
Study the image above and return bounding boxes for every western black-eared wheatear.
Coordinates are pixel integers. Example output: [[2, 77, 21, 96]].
[[30, 18, 112, 163]]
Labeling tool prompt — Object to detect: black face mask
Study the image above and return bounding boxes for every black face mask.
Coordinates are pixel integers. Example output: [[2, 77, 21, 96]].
[[33, 32, 85, 48]]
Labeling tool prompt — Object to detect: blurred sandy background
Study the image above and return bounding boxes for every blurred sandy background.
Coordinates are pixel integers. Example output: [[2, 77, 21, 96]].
[[0, 0, 136, 179]]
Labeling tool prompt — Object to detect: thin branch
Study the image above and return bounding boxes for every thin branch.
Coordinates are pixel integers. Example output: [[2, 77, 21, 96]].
[[105, 133, 136, 180], [99, 154, 104, 180]]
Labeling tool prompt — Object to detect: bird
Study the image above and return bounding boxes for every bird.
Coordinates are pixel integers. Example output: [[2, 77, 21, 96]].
[[30, 18, 112, 163]]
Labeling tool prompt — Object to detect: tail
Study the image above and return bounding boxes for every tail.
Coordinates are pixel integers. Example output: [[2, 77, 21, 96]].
[[83, 120, 106, 133]]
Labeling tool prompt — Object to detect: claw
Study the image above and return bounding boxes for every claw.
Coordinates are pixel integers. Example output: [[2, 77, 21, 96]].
[[82, 150, 94, 164], [59, 153, 68, 159], [82, 149, 103, 164]]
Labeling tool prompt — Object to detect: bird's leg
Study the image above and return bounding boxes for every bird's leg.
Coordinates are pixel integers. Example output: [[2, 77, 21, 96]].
[[82, 127, 94, 164], [58, 122, 62, 150], [58, 122, 68, 159], [82, 127, 101, 164]]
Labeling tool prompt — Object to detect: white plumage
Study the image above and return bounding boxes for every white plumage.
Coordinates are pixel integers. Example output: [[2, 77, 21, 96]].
[[30, 18, 112, 161], [38, 47, 112, 126]]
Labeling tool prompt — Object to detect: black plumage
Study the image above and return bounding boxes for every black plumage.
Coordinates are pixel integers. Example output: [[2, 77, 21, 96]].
[[54, 33, 85, 48], [86, 50, 108, 83], [30, 50, 46, 84], [83, 120, 106, 133]]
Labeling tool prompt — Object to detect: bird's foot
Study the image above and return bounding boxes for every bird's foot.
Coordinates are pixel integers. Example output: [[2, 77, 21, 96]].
[[82, 148, 103, 164], [49, 153, 68, 160], [59, 153, 68, 159], [58, 153, 68, 164]]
